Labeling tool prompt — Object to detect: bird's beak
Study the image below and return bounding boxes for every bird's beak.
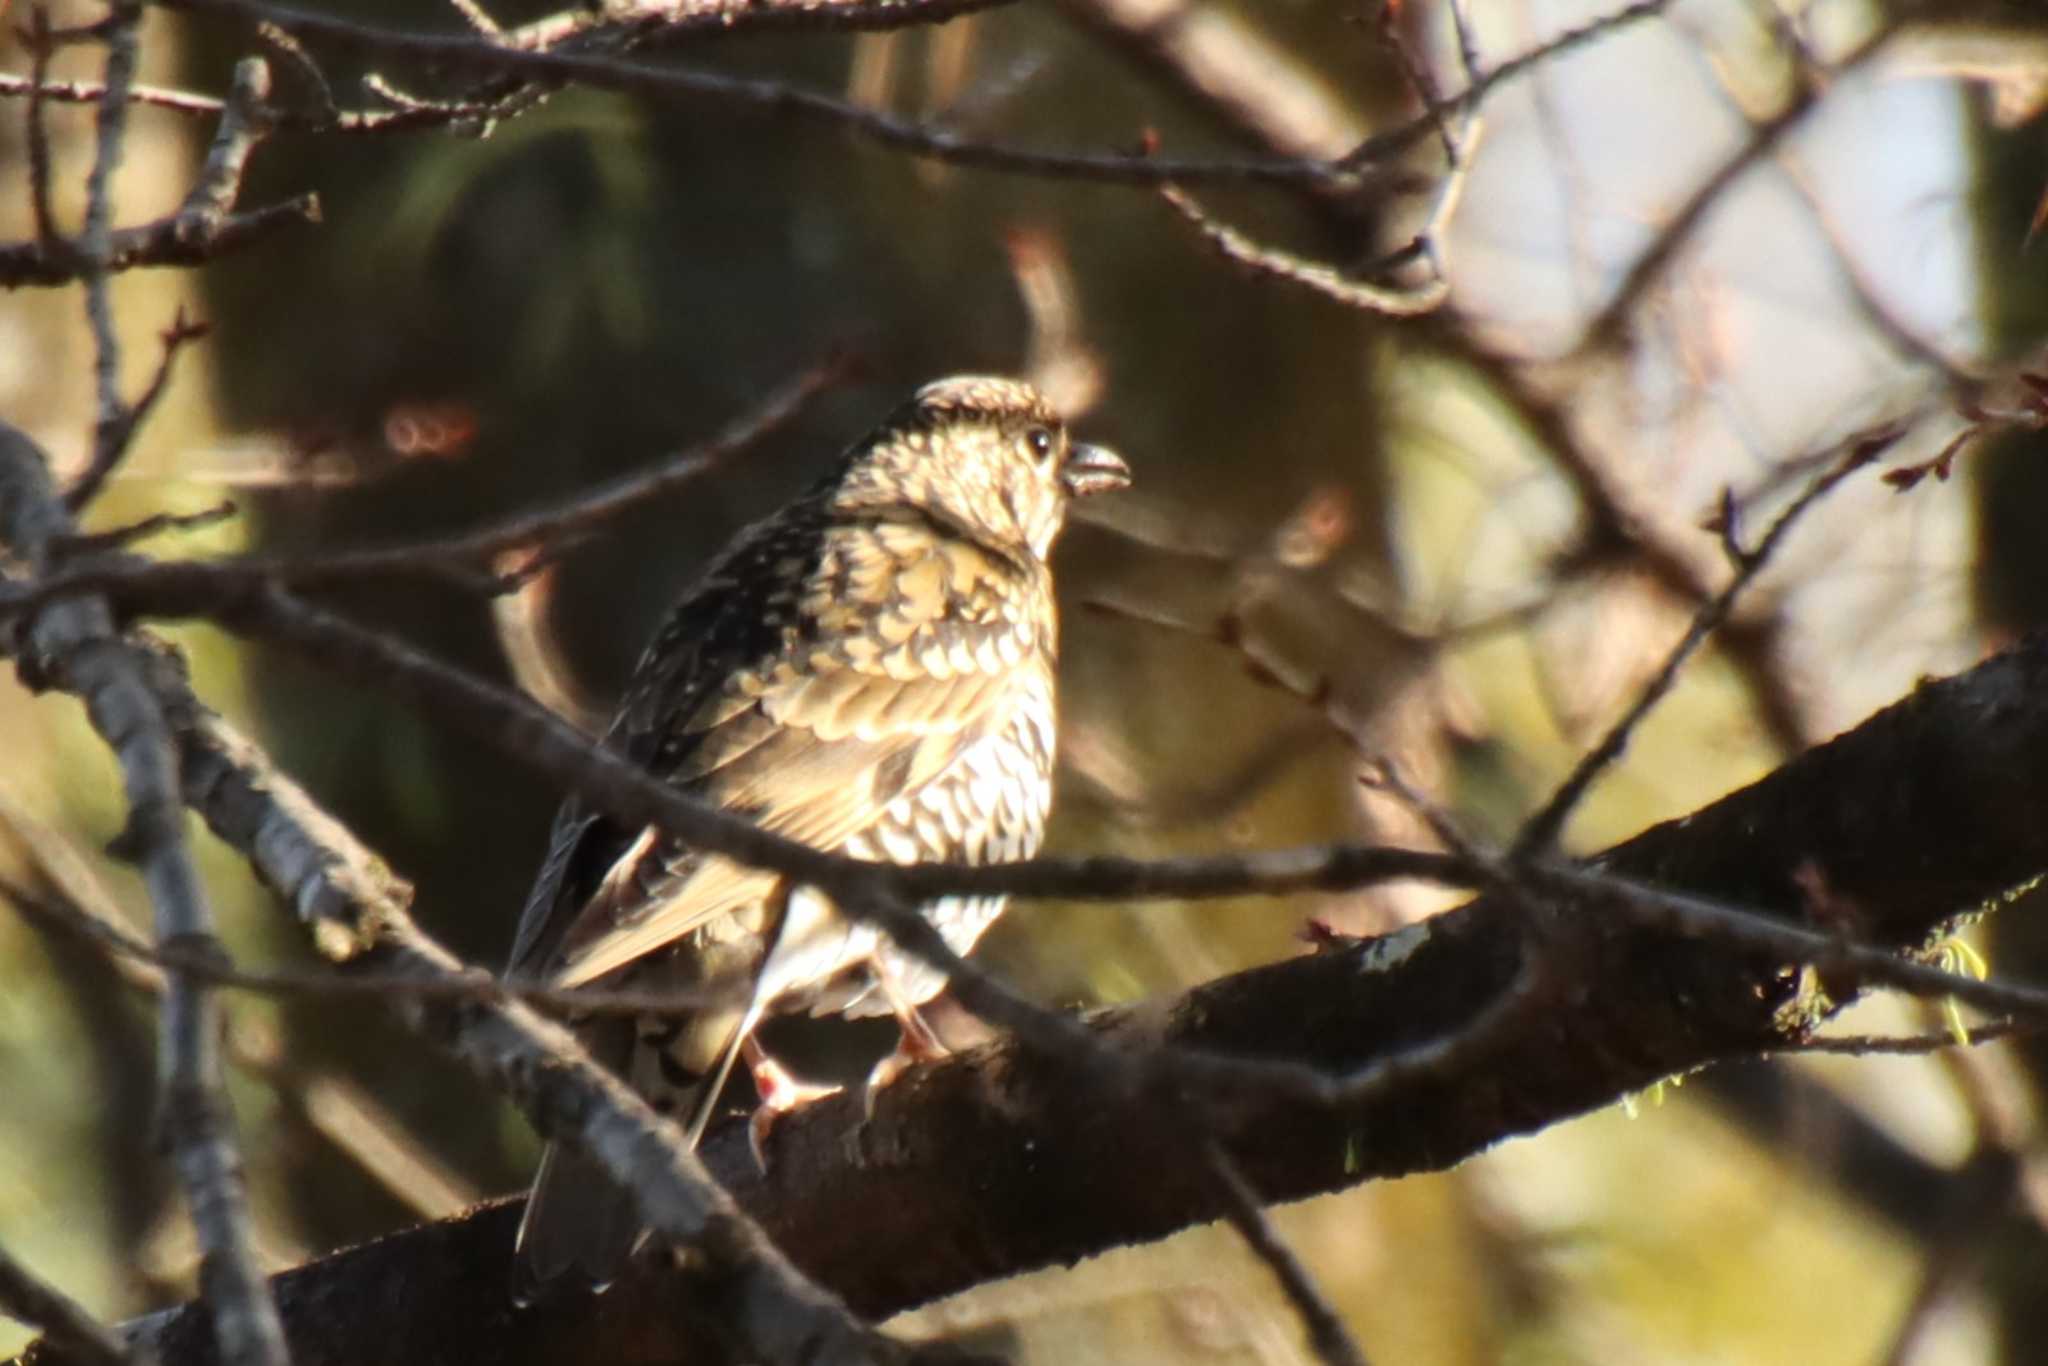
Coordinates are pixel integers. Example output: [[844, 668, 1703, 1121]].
[[1061, 443, 1131, 498]]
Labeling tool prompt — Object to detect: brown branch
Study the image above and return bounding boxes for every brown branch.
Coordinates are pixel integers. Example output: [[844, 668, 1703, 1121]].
[[1794, 1020, 2035, 1055], [1200, 1141, 1368, 1366], [1513, 421, 1892, 854], [23, 8, 60, 246], [1436, 330, 1827, 754], [0, 357, 839, 608], [499, 0, 1019, 50], [0, 195, 319, 288], [0, 70, 227, 116], [154, 0, 1358, 189], [1574, 14, 1904, 353], [46, 546, 2048, 1128], [1160, 183, 1451, 315], [1054, 0, 1367, 164], [59, 630, 2048, 1361], [77, 1, 143, 510], [1, 56, 317, 300], [51, 497, 237, 556]]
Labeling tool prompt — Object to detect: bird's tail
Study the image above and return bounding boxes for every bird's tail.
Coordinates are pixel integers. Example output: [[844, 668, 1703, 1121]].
[[511, 1006, 751, 1303], [511, 1139, 644, 1304], [512, 1012, 671, 1303]]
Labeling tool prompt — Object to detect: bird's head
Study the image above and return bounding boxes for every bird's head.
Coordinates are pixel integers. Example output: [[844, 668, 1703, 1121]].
[[834, 375, 1130, 560]]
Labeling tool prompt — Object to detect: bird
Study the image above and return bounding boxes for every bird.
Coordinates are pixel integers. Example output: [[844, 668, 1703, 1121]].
[[505, 374, 1130, 1296]]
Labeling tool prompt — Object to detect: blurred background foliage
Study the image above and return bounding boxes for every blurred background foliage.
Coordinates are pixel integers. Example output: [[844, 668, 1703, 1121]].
[[4, 0, 2048, 1360]]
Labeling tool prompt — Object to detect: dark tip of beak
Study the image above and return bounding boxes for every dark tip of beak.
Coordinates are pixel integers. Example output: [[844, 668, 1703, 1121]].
[[1061, 443, 1131, 498]]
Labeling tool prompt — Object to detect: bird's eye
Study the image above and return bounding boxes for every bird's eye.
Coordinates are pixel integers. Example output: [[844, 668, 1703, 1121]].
[[1025, 426, 1056, 463]]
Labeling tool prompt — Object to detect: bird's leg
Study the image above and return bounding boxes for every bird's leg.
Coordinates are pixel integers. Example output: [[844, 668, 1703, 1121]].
[[863, 966, 952, 1113], [742, 1035, 841, 1169], [683, 880, 793, 1150], [684, 994, 767, 1151]]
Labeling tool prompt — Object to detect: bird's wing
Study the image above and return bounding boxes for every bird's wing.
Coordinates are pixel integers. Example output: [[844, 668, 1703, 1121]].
[[515, 512, 1049, 989]]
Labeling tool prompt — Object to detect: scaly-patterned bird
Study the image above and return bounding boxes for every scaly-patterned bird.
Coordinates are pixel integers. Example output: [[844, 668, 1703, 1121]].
[[507, 375, 1130, 1294]]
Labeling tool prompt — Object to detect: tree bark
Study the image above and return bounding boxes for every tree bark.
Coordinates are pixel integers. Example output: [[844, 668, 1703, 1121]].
[[25, 635, 2048, 1365]]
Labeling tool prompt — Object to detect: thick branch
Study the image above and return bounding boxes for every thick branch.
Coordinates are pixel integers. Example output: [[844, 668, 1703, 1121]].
[[21, 630, 2048, 1364]]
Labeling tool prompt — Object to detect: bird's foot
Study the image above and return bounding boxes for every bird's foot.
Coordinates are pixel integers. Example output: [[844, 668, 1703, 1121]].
[[861, 1027, 952, 1119], [746, 1050, 841, 1171]]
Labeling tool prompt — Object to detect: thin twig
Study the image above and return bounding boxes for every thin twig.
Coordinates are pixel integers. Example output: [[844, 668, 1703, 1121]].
[[1574, 14, 1904, 353], [0, 194, 319, 288], [1160, 183, 1450, 315], [490, 550, 608, 731], [0, 804, 479, 1221], [52, 497, 237, 556], [0, 870, 750, 1019], [1793, 1020, 2033, 1055], [1777, 152, 1978, 397], [1439, 332, 1823, 752], [1512, 422, 1895, 856], [79, 0, 142, 512], [0, 69, 227, 115], [0, 1241, 134, 1366], [1546, 865, 2048, 1031], [1337, 0, 1669, 170], [1201, 1140, 1370, 1366], [156, 0, 1358, 189], [24, 6, 60, 245], [64, 58, 273, 508], [1, 356, 840, 608], [0, 0, 1666, 185], [67, 308, 212, 509], [2, 56, 308, 300], [253, 18, 337, 120], [1053, 0, 1367, 164], [443, 0, 501, 37]]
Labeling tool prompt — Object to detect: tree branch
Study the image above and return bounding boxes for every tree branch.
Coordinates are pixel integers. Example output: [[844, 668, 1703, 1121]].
[[41, 628, 2048, 1362], [0, 440, 290, 1365], [0, 425, 932, 1366]]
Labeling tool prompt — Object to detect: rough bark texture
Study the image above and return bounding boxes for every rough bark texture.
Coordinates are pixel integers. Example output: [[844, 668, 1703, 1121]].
[[27, 637, 2048, 1366]]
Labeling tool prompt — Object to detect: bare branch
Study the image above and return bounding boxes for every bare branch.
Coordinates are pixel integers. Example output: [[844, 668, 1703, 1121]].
[[1793, 1021, 2035, 1056], [27, 613, 2048, 1360], [8, 356, 840, 612], [1201, 1141, 1369, 1366], [1159, 183, 1450, 315], [1574, 15, 1903, 353], [0, 424, 916, 1366], [0, 195, 319, 288], [0, 70, 227, 116], [0, 819, 478, 1222], [1055, 0, 1367, 163], [52, 496, 238, 556], [0, 1242, 134, 1366], [78, 1, 144, 511], [0, 57, 315, 297], [1512, 422, 1894, 856], [24, 7, 61, 246], [0, 438, 290, 1364], [155, 0, 1358, 189]]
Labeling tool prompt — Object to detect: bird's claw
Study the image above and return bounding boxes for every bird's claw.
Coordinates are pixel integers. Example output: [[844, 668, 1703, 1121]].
[[746, 1053, 840, 1172]]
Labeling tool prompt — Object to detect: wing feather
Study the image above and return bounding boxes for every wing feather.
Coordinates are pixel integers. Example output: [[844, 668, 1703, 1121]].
[[538, 520, 1049, 989]]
